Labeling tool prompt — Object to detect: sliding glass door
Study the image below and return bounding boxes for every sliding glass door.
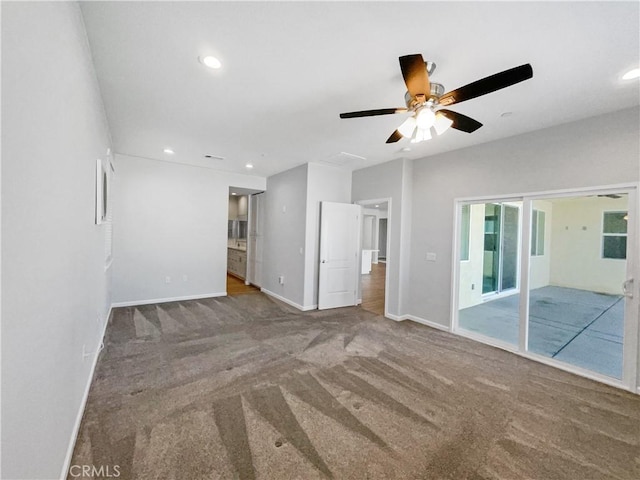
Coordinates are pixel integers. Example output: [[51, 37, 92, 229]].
[[455, 187, 638, 389], [527, 195, 629, 379]]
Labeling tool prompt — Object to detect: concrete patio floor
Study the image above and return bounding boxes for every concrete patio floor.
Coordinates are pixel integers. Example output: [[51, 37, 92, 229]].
[[459, 286, 624, 379]]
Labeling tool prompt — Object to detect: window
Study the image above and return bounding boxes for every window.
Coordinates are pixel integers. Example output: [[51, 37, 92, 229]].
[[460, 204, 470, 261], [531, 209, 545, 256], [602, 211, 627, 259]]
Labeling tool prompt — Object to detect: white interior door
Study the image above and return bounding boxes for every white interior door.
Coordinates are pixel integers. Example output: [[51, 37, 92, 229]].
[[318, 201, 360, 310]]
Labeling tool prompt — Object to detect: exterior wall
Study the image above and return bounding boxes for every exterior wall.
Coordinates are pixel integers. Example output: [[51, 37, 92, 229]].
[[549, 196, 628, 294], [530, 200, 553, 290]]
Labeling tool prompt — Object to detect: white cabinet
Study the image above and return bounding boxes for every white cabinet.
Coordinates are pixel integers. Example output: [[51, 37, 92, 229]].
[[227, 248, 247, 279]]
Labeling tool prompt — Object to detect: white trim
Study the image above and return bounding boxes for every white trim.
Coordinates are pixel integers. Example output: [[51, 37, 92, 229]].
[[261, 288, 317, 311], [384, 312, 403, 321], [60, 307, 112, 479], [403, 315, 451, 332], [455, 182, 639, 204], [111, 292, 226, 308], [455, 327, 635, 394]]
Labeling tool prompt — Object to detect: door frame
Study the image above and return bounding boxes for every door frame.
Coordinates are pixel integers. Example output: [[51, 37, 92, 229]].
[[451, 183, 639, 393], [357, 198, 392, 318]]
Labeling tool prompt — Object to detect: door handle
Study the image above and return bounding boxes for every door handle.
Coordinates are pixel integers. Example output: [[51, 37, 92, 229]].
[[622, 278, 634, 298]]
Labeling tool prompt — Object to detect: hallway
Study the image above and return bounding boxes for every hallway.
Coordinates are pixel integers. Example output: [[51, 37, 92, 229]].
[[361, 263, 386, 316]]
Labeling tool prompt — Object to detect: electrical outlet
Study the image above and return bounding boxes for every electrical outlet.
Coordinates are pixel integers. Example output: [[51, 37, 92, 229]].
[[182, 274, 188, 282], [165, 276, 171, 284], [426, 252, 437, 262], [471, 283, 475, 290], [278, 276, 285, 285]]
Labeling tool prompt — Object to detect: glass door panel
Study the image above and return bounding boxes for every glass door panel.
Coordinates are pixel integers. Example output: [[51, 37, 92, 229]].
[[502, 205, 519, 290], [527, 195, 627, 379], [483, 204, 501, 294], [459, 202, 519, 346]]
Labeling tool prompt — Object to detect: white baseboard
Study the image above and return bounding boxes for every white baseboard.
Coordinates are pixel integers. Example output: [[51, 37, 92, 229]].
[[384, 312, 451, 332], [261, 288, 316, 311], [111, 292, 226, 308], [60, 307, 112, 480], [403, 314, 451, 332]]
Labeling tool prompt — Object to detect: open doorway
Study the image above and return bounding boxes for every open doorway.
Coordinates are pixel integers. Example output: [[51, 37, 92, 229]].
[[358, 199, 390, 316], [227, 187, 263, 296]]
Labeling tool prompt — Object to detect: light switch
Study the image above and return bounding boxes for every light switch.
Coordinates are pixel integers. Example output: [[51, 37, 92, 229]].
[[426, 252, 437, 262]]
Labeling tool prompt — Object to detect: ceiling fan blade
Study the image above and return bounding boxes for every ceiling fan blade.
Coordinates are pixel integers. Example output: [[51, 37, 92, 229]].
[[437, 109, 483, 133], [340, 108, 407, 119], [438, 64, 533, 107], [386, 130, 403, 143], [399, 54, 431, 99]]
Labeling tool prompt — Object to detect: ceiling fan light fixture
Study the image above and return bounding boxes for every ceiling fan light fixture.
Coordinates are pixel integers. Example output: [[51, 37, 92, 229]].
[[622, 68, 640, 80], [415, 108, 436, 129], [434, 114, 454, 135], [397, 116, 417, 138], [410, 126, 431, 143], [200, 55, 222, 69]]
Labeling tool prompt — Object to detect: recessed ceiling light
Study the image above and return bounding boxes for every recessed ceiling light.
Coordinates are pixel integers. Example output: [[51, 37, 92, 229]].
[[622, 68, 640, 80], [231, 192, 237, 196], [401, 147, 411, 152], [245, 163, 254, 169], [200, 55, 222, 69], [375, 204, 380, 208], [163, 148, 174, 154], [500, 112, 513, 118]]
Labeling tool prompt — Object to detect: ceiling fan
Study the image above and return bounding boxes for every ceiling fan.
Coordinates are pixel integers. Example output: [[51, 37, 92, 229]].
[[339, 54, 533, 144]]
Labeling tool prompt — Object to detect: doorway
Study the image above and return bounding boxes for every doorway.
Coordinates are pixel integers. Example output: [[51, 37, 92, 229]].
[[227, 187, 263, 296], [358, 199, 390, 317]]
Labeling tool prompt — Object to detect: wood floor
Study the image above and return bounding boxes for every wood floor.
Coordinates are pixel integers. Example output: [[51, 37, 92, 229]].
[[361, 262, 385, 316], [227, 273, 260, 295]]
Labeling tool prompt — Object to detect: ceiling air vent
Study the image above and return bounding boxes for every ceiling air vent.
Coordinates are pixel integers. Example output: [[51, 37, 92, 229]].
[[320, 151, 367, 167]]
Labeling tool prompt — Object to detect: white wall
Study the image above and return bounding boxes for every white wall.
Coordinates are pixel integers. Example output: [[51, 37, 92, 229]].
[[530, 200, 553, 290], [352, 158, 413, 317], [304, 163, 352, 307], [549, 196, 628, 294], [262, 164, 309, 307], [409, 107, 640, 328], [458, 203, 486, 309], [1, 3, 113, 478], [112, 154, 265, 305]]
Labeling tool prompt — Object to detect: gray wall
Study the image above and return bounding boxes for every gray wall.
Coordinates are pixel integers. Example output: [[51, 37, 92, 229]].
[[112, 154, 265, 305], [304, 163, 352, 307], [263, 164, 309, 307], [352, 158, 413, 317], [408, 107, 640, 327], [1, 3, 113, 478]]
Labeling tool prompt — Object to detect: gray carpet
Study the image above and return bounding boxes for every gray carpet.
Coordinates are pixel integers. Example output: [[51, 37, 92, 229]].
[[70, 293, 640, 479]]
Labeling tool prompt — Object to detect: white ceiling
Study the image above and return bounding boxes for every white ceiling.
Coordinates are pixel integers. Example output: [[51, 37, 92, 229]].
[[80, 1, 639, 178]]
